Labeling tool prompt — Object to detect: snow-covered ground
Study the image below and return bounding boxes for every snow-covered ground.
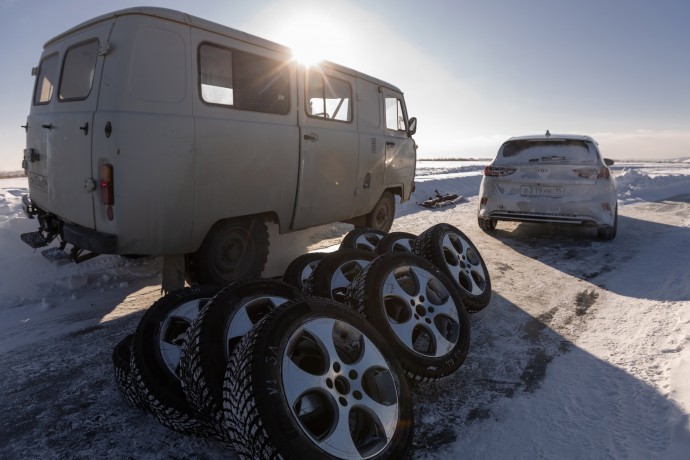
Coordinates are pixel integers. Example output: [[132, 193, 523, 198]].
[[1, 160, 689, 459]]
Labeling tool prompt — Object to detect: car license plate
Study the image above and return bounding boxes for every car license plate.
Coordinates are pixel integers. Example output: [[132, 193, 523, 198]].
[[520, 185, 564, 197]]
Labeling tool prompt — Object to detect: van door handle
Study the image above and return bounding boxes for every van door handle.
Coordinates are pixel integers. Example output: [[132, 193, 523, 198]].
[[42, 123, 53, 130], [386, 141, 395, 146], [303, 133, 319, 142], [80, 123, 89, 135]]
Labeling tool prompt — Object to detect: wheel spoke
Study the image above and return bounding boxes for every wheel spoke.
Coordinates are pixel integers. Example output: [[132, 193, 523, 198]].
[[357, 393, 399, 439], [300, 319, 342, 367], [389, 318, 417, 349], [429, 296, 459, 322], [319, 406, 359, 456], [159, 341, 181, 374], [282, 356, 327, 407], [430, 328, 457, 357], [381, 271, 417, 302]]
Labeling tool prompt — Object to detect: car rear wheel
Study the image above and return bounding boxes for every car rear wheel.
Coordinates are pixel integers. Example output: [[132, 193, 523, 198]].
[[477, 217, 497, 232], [597, 205, 618, 240]]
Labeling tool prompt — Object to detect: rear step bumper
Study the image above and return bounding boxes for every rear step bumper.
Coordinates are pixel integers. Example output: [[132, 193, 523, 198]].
[[63, 223, 118, 255]]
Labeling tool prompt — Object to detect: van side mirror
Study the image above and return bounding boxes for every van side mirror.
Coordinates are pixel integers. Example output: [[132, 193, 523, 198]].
[[408, 117, 417, 136], [604, 158, 614, 166]]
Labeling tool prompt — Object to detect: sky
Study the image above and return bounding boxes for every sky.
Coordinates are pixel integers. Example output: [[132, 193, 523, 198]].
[[1, 0, 689, 171]]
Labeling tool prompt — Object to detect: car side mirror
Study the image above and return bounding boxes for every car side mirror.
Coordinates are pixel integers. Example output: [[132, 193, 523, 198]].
[[604, 158, 614, 166], [408, 117, 417, 136]]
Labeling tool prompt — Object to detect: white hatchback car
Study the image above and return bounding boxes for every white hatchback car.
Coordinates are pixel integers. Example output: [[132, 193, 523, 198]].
[[477, 132, 617, 240]]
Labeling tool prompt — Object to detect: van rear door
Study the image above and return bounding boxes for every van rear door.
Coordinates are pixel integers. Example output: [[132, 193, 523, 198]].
[[26, 21, 113, 229]]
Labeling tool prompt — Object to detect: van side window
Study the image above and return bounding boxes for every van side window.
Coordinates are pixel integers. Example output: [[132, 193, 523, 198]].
[[385, 97, 406, 131], [59, 40, 99, 101], [33, 53, 59, 105], [306, 72, 352, 122], [199, 44, 290, 115]]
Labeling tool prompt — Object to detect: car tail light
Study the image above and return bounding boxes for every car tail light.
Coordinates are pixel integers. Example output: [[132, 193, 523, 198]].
[[598, 166, 611, 179], [573, 167, 611, 180], [484, 166, 516, 177], [100, 163, 114, 205]]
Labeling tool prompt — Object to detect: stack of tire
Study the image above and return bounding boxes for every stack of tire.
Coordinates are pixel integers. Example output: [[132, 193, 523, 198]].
[[112, 223, 491, 459]]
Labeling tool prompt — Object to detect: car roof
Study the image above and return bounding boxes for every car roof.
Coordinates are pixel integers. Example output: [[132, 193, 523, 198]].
[[504, 132, 598, 145]]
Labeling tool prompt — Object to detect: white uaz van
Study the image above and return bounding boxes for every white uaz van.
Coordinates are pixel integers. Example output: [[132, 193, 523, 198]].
[[20, 7, 417, 288]]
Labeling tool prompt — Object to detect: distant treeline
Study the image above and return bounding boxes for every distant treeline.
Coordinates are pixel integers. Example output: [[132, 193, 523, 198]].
[[0, 171, 26, 179], [418, 157, 492, 162]]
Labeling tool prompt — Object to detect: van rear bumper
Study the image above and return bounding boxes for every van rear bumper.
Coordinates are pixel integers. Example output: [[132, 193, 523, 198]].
[[63, 223, 119, 255]]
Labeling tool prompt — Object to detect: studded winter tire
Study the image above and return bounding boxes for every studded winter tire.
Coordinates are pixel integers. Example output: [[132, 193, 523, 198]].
[[413, 223, 491, 313], [304, 248, 377, 303], [130, 286, 218, 436], [282, 252, 327, 292], [221, 297, 414, 459], [374, 231, 416, 255], [348, 252, 471, 383], [179, 279, 300, 433], [112, 334, 147, 412], [339, 227, 388, 252]]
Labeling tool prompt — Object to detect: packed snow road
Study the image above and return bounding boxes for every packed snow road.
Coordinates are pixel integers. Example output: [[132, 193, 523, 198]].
[[1, 162, 689, 458]]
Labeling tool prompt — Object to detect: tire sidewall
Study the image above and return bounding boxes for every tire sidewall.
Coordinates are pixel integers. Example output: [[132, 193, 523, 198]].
[[194, 279, 300, 406], [361, 252, 471, 379], [247, 299, 413, 459], [414, 223, 492, 312]]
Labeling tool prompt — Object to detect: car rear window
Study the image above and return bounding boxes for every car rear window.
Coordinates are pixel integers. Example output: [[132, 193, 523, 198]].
[[500, 140, 594, 163]]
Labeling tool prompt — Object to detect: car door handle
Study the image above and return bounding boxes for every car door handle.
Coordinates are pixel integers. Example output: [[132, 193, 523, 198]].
[[386, 141, 395, 146], [304, 133, 319, 142], [42, 123, 53, 130]]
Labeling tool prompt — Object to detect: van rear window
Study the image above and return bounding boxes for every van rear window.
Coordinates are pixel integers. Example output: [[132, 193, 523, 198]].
[[59, 40, 99, 101], [33, 53, 59, 105], [199, 44, 290, 115]]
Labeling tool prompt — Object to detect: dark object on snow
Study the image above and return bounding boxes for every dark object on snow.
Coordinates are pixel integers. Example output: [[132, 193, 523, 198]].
[[419, 189, 463, 208]]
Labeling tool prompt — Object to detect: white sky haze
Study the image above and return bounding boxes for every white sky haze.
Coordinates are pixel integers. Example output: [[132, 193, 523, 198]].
[[1, 0, 689, 171]]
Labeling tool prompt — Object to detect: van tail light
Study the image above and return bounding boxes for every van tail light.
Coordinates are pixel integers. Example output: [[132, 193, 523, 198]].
[[484, 166, 516, 177], [100, 163, 114, 205]]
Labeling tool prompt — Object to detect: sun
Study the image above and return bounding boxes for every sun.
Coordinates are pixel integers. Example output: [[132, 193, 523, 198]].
[[273, 12, 353, 67]]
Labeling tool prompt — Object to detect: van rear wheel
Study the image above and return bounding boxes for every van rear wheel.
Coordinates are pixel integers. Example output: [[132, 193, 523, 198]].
[[186, 217, 269, 287]]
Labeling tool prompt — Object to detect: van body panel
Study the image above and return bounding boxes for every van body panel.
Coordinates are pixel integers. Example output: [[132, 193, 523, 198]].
[[92, 17, 195, 255], [189, 27, 300, 245]]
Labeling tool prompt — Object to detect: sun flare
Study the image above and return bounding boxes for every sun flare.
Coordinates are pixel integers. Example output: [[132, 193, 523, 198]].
[[275, 12, 352, 67]]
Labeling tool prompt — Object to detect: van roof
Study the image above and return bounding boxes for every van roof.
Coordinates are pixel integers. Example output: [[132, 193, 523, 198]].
[[45, 6, 403, 93]]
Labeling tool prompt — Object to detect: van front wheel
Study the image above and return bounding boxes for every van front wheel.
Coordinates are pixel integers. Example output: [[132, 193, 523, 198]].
[[364, 190, 395, 233], [186, 217, 269, 287]]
